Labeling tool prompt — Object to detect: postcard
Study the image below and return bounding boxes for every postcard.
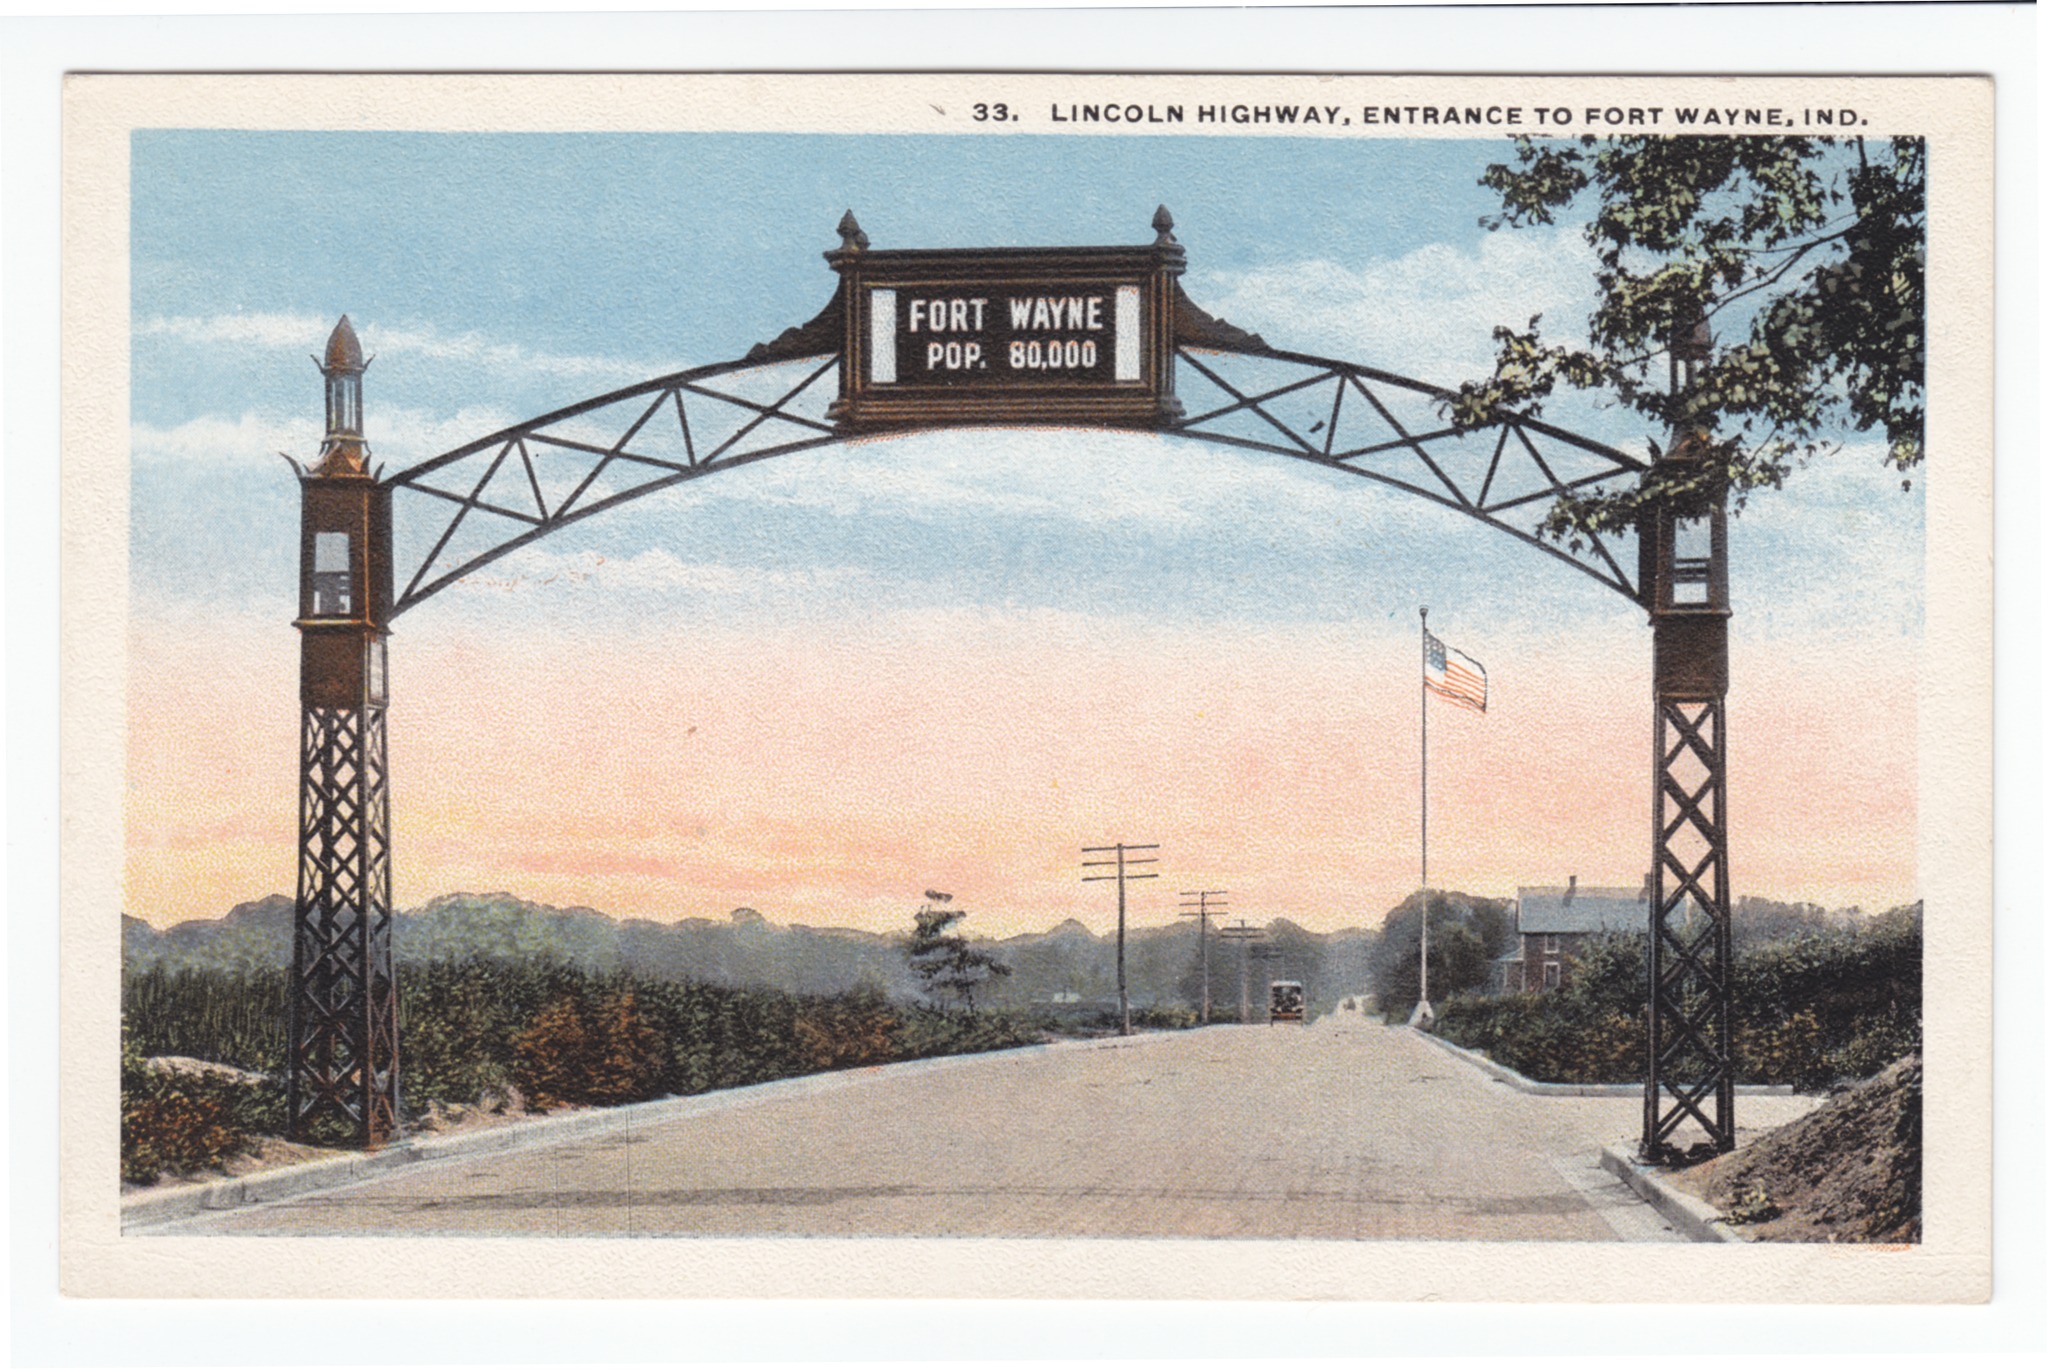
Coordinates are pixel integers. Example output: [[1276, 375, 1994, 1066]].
[[59, 68, 1993, 1304]]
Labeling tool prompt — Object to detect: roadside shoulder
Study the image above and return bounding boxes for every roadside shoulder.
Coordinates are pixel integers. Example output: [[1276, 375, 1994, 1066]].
[[1598, 1144, 1750, 1244]]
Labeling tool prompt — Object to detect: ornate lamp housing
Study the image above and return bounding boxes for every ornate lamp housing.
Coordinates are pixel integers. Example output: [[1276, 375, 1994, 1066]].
[[1638, 310, 1730, 693], [299, 316, 391, 708]]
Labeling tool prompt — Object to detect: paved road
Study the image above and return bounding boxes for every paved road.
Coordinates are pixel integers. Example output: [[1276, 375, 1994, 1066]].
[[147, 1020, 1805, 1241]]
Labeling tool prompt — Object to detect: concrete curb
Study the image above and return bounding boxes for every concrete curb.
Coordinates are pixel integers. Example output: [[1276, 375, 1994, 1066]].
[[1408, 1027, 1796, 1098], [122, 1029, 1178, 1230], [1598, 1144, 1750, 1244]]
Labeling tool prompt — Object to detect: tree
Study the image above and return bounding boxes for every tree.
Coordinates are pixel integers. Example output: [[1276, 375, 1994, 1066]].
[[583, 989, 667, 1106], [904, 904, 1011, 1015], [1451, 135, 1925, 542], [509, 996, 592, 1109], [1366, 891, 1514, 1018], [509, 988, 669, 1109]]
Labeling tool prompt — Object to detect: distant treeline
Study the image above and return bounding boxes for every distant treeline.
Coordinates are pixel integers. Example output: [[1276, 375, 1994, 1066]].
[[124, 891, 1378, 1021]]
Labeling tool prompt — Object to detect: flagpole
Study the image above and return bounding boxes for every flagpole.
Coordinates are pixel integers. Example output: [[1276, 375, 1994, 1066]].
[[1419, 605, 1430, 1018]]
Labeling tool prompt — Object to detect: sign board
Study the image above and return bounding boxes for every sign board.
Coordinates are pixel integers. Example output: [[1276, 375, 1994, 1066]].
[[828, 240, 1187, 430]]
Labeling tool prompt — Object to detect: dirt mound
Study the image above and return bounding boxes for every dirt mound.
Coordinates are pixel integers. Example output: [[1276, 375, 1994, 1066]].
[[1674, 1054, 1921, 1243]]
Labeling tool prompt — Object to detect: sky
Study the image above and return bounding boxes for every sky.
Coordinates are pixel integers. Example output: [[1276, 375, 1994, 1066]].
[[125, 130, 1924, 935]]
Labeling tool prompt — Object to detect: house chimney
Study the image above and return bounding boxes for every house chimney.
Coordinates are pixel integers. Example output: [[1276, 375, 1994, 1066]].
[[1565, 874, 1577, 902]]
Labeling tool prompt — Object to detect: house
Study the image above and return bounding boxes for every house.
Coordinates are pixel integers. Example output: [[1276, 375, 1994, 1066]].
[[1500, 875, 1651, 993], [1487, 942, 1525, 996]]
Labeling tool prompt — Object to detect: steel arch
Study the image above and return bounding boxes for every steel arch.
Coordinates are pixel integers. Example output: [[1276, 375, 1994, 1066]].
[[378, 317, 1649, 618], [303, 269, 1728, 1163]]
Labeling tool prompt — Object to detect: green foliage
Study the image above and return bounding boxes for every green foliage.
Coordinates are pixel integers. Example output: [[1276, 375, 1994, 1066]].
[[119, 952, 1052, 1180], [890, 1005, 1045, 1060], [398, 958, 566, 1106], [1104, 1003, 1198, 1031], [1732, 896, 1850, 949], [1732, 902, 1922, 1089], [119, 1029, 285, 1186], [122, 965, 286, 1074], [408, 964, 818, 1106], [1727, 1184, 1782, 1225], [1367, 890, 1516, 1020], [790, 986, 901, 1071], [1433, 906, 1921, 1088], [397, 894, 624, 973], [509, 989, 669, 1108], [904, 905, 1012, 1014], [1454, 135, 1926, 541]]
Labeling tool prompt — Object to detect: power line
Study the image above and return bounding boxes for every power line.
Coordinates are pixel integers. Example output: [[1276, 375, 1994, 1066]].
[[1216, 919, 1262, 1025], [1248, 943, 1287, 1025], [1178, 889, 1228, 1025], [1082, 843, 1159, 1037]]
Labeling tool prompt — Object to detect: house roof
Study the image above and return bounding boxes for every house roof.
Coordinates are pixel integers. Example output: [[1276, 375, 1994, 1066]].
[[1516, 885, 1649, 935]]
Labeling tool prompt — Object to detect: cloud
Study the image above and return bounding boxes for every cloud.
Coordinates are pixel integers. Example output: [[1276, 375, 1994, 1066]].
[[132, 405, 520, 470], [1192, 228, 1600, 388], [130, 411, 319, 469], [136, 312, 331, 351], [137, 313, 664, 385], [461, 545, 871, 599], [1726, 440, 1924, 634], [698, 428, 1440, 545]]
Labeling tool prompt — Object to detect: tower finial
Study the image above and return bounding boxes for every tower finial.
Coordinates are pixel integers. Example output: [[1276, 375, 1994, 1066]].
[[312, 314, 370, 476], [1152, 205, 1176, 244], [323, 315, 365, 373], [836, 210, 869, 252]]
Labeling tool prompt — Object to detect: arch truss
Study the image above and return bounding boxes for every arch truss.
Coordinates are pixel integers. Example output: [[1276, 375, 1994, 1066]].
[[379, 320, 1649, 621], [290, 219, 1731, 1163]]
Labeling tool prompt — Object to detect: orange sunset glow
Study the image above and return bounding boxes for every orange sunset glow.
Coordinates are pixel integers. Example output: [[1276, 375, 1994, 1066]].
[[124, 602, 1917, 937]]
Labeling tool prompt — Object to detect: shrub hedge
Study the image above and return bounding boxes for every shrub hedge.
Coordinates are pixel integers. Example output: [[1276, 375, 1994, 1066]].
[[119, 1032, 286, 1186], [120, 959, 1047, 1180], [1432, 905, 1921, 1089]]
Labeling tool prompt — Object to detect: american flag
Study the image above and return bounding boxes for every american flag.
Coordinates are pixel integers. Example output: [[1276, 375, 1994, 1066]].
[[1424, 630, 1488, 713]]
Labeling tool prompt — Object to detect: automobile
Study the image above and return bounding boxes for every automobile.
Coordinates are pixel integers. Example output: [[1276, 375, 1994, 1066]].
[[1268, 980, 1306, 1024]]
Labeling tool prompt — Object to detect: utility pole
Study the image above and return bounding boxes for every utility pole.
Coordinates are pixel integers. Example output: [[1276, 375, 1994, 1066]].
[[1083, 842, 1158, 1036], [1217, 920, 1261, 1024], [1178, 889, 1227, 1024], [1249, 943, 1285, 1024]]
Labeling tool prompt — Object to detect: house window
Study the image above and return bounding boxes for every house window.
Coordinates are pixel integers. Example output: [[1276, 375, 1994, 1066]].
[[1543, 962, 1562, 989], [312, 532, 352, 615], [1543, 933, 1560, 954]]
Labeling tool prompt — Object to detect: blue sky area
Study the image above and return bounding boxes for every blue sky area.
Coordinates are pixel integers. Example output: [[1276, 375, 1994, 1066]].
[[130, 130, 1922, 646]]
